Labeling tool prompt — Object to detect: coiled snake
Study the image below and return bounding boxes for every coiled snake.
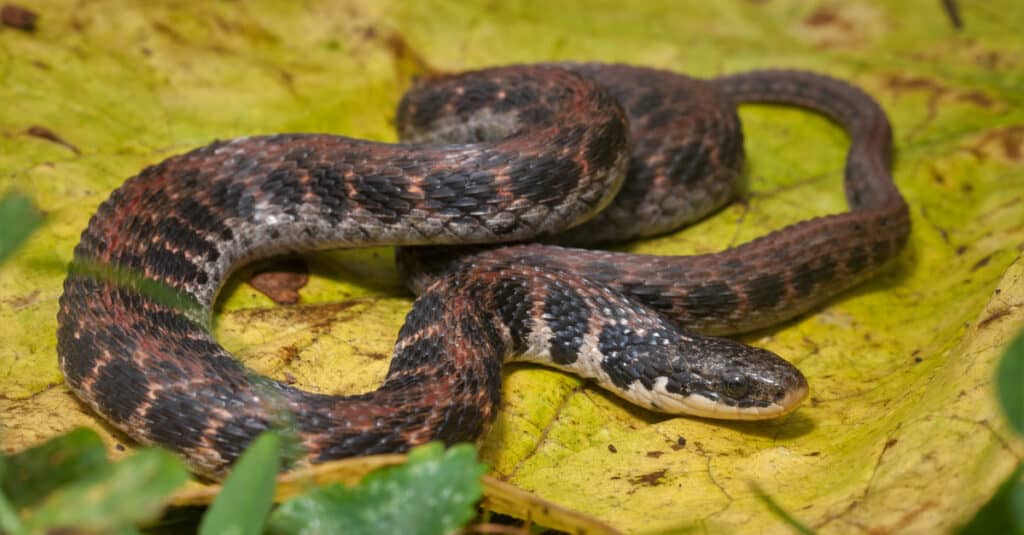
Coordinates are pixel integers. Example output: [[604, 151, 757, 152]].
[[57, 64, 910, 477]]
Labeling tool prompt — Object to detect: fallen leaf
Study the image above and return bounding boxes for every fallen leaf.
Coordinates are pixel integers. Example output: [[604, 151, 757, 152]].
[[2, 1, 1023, 533]]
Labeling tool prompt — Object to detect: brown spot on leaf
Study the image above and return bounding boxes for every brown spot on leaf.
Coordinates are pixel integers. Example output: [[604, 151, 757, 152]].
[[3, 289, 40, 309], [963, 125, 1024, 163], [804, 6, 842, 28], [1, 3, 38, 31], [957, 90, 994, 108], [885, 74, 945, 93], [645, 451, 664, 459], [630, 469, 667, 486], [247, 258, 309, 304], [977, 308, 1011, 329], [151, 20, 187, 44], [278, 345, 300, 365], [26, 126, 80, 154], [886, 75, 1004, 142], [970, 253, 992, 272], [607, 444, 617, 453]]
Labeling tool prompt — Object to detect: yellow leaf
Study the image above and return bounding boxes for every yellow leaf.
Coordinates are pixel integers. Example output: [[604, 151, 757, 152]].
[[2, 1, 1023, 533]]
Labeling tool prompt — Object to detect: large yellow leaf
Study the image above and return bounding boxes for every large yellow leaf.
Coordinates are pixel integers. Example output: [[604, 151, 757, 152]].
[[2, 1, 1023, 533]]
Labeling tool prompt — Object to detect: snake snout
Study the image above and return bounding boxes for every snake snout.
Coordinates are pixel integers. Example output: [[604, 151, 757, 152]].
[[720, 346, 809, 419]]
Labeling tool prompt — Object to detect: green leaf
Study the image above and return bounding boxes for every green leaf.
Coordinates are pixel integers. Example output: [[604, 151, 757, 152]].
[[199, 431, 282, 535], [1, 427, 109, 510], [268, 443, 486, 535], [0, 191, 43, 264], [997, 331, 1024, 436], [22, 447, 188, 533], [958, 463, 1024, 535], [0, 487, 23, 535], [752, 484, 817, 535]]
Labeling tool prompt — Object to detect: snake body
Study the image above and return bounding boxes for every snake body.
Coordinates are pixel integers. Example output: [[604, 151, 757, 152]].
[[57, 64, 909, 477]]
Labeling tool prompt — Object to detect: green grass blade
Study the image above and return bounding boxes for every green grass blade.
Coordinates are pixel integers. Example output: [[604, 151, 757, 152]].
[[997, 330, 1024, 436], [751, 484, 816, 535], [0, 191, 44, 264], [199, 431, 282, 535]]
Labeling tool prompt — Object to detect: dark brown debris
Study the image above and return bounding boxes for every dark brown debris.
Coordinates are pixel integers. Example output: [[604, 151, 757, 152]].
[[1, 3, 37, 32], [26, 125, 80, 154], [247, 258, 310, 305], [942, 0, 963, 29], [629, 469, 667, 486]]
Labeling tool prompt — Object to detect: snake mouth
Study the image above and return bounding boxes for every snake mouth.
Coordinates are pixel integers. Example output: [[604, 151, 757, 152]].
[[644, 377, 809, 420]]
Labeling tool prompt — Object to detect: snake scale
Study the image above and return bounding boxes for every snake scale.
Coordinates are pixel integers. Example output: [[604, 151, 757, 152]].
[[57, 64, 910, 478]]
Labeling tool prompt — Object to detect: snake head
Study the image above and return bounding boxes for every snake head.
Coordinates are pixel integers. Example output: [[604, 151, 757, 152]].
[[628, 334, 809, 420]]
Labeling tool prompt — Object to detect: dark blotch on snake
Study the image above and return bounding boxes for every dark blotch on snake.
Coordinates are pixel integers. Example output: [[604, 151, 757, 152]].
[[669, 141, 712, 185], [315, 429, 410, 463], [494, 277, 533, 354], [153, 217, 219, 262], [404, 87, 448, 129], [434, 403, 487, 444], [744, 273, 786, 310], [586, 116, 630, 173], [350, 170, 413, 225], [309, 166, 350, 223], [681, 280, 741, 320], [507, 154, 583, 202], [397, 290, 446, 341], [141, 246, 202, 286], [389, 336, 444, 375], [261, 168, 305, 217], [145, 388, 210, 451], [209, 414, 272, 466], [793, 256, 836, 297], [282, 145, 319, 169], [91, 358, 147, 424], [598, 322, 645, 390], [846, 245, 869, 273], [177, 197, 234, 239], [543, 282, 590, 365]]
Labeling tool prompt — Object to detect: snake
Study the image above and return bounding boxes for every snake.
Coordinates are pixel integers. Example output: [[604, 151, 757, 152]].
[[56, 63, 910, 478]]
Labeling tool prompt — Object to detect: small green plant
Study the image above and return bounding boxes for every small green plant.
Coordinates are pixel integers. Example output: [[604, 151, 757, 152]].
[[267, 442, 485, 535], [0, 429, 486, 534], [958, 329, 1024, 534], [0, 428, 189, 534]]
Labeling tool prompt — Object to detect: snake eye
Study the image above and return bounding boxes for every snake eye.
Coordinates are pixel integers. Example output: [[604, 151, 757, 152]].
[[721, 370, 750, 400]]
